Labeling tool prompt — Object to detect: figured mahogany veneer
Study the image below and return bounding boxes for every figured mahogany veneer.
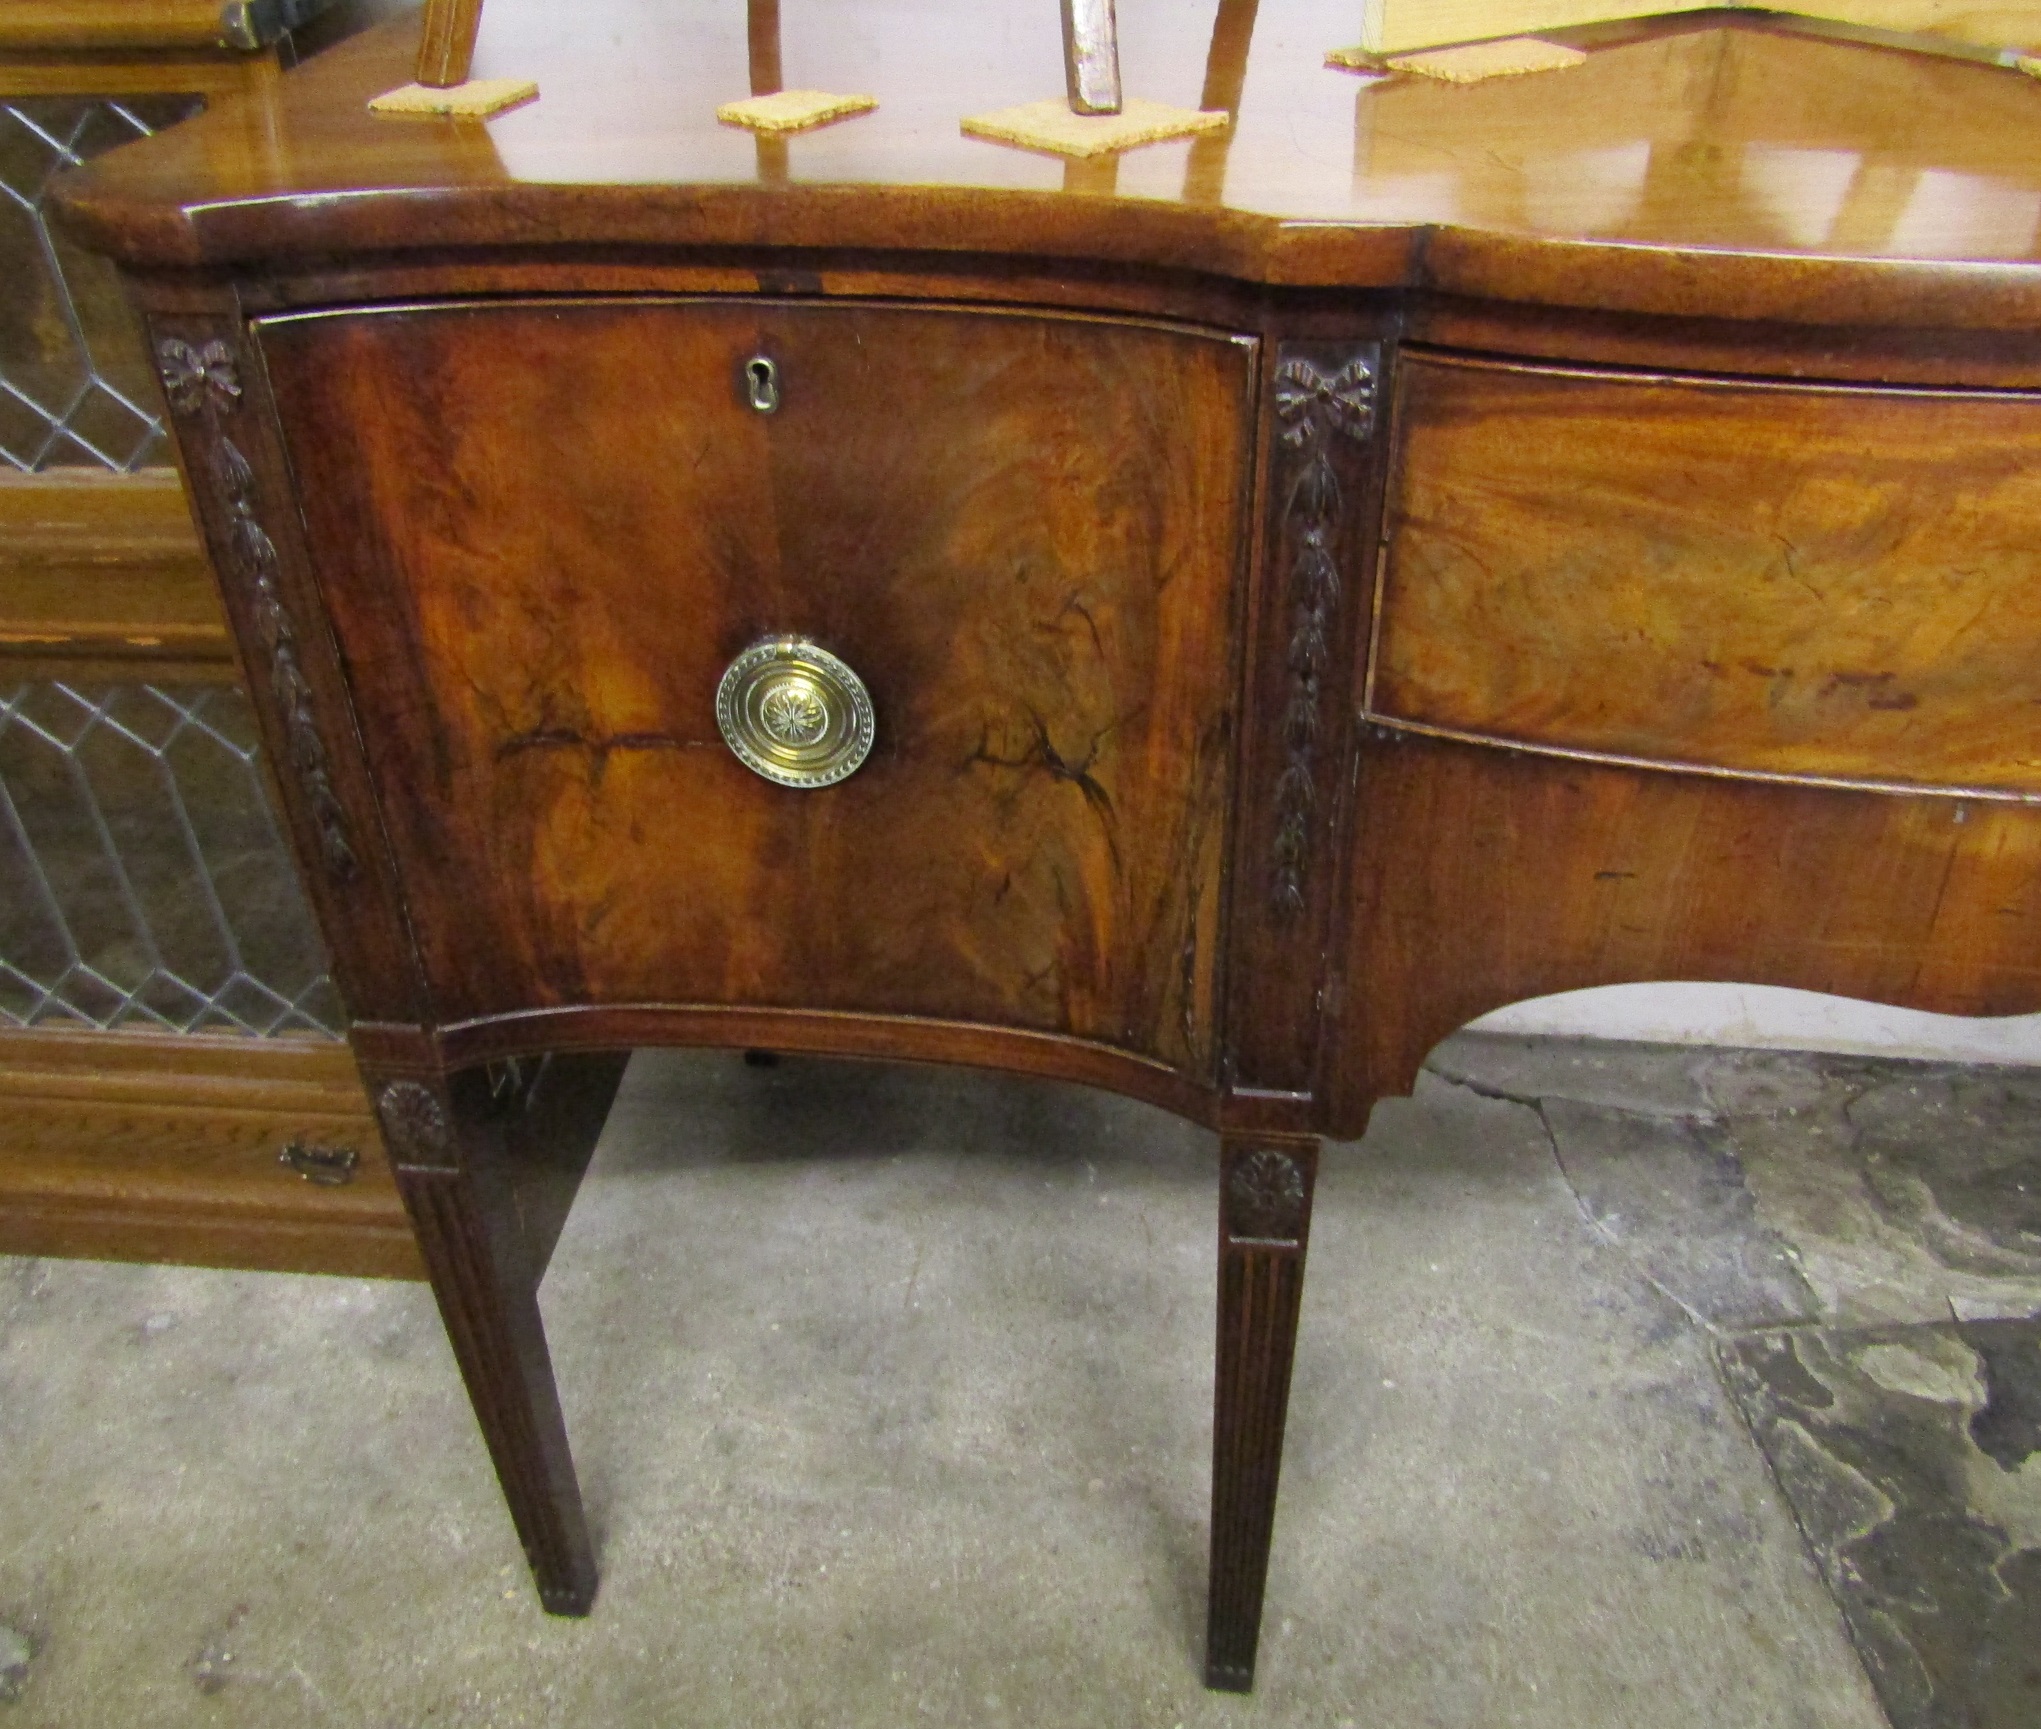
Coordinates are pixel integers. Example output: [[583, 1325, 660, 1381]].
[[1376, 353, 2041, 795], [51, 0, 2041, 1698], [256, 299, 1248, 1070], [1335, 734, 2041, 1119]]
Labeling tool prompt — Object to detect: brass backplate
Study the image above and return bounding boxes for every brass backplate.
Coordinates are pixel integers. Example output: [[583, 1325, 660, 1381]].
[[715, 636, 875, 789]]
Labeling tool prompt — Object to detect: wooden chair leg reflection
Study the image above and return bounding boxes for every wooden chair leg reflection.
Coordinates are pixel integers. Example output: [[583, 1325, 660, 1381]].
[[371, 1053, 628, 1616], [1206, 1133, 1319, 1692]]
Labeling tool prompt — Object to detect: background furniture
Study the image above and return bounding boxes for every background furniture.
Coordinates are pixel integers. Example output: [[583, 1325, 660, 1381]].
[[0, 0, 419, 1276], [58, 0, 2041, 1691]]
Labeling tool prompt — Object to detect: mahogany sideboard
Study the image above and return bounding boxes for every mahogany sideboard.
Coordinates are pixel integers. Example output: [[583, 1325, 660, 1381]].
[[54, 0, 2041, 1691]]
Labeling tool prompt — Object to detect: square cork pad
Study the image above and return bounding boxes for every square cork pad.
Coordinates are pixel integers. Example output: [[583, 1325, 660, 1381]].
[[1328, 37, 1586, 83], [961, 97, 1227, 160], [716, 90, 877, 133], [368, 78, 539, 117]]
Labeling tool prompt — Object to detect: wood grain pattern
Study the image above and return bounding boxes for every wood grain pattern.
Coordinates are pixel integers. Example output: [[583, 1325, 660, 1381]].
[[411, 0, 483, 86], [384, 1003, 1215, 1128], [0, 49, 279, 99], [64, 0, 2041, 1693], [0, 0, 242, 51], [1328, 729, 2041, 1133], [0, 1025, 420, 1277], [1207, 1132, 1317, 1692], [52, 8, 2041, 330], [1400, 295, 2041, 394], [492, 1051, 628, 1280], [377, 1062, 599, 1613], [398, 1161, 596, 1611], [0, 469, 227, 673], [259, 298, 1251, 1077], [1375, 353, 2041, 795]]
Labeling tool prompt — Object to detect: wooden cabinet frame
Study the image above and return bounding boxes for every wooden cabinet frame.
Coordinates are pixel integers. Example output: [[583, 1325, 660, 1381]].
[[0, 0, 412, 1279]]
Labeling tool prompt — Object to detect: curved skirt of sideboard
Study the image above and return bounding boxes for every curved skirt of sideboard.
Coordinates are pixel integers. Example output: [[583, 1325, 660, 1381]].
[[351, 728, 2041, 1147], [358, 1004, 1219, 1129], [1330, 731, 2041, 1137]]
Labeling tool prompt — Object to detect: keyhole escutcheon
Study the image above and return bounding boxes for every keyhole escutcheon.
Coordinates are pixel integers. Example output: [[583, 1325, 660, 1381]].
[[745, 356, 780, 414]]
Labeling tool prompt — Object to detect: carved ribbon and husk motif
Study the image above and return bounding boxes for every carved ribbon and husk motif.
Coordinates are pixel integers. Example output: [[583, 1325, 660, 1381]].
[[1269, 349, 1377, 916], [157, 336, 358, 883]]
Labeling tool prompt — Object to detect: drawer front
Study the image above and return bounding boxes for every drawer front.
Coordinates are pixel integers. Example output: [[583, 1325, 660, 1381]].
[[258, 299, 1254, 1075], [1374, 353, 2041, 793]]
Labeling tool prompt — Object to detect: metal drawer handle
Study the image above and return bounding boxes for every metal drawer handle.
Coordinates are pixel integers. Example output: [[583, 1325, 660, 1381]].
[[716, 637, 875, 789], [279, 1139, 360, 1186]]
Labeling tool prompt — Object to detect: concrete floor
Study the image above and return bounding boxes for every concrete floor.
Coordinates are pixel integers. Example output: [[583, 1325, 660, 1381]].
[[2, 1033, 2032, 1726]]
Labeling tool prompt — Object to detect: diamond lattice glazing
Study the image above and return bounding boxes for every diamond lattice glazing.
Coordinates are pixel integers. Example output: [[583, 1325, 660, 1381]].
[[1, 95, 206, 471], [0, 682, 343, 1036]]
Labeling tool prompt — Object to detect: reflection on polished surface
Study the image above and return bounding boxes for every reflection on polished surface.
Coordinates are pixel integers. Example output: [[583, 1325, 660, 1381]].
[[56, 0, 2041, 313], [58, 0, 2041, 1698]]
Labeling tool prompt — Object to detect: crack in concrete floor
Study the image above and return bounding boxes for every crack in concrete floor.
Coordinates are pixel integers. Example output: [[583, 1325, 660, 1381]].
[[9, 1036, 2030, 1725], [1425, 1033, 2041, 1729]]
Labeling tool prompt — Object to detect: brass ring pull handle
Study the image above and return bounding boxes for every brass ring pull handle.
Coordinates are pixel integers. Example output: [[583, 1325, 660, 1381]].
[[716, 637, 875, 788]]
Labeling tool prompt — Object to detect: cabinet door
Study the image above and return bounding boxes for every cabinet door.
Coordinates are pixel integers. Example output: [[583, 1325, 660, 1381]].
[[258, 298, 1255, 1076]]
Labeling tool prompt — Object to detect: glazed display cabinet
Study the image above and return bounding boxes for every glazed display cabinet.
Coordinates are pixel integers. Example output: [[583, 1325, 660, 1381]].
[[0, 0, 418, 1275]]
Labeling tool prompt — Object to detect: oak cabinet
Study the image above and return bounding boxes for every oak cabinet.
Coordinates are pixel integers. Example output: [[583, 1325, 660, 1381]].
[[0, 0, 414, 1278]]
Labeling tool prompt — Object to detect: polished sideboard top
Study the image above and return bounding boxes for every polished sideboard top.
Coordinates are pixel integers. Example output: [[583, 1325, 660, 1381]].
[[49, 0, 2041, 1139], [50, 0, 2041, 331], [47, 4, 2041, 1689]]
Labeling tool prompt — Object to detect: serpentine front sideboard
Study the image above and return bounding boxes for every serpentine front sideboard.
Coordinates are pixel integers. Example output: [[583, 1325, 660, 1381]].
[[1, 0, 424, 1280], [53, 0, 2041, 1692]]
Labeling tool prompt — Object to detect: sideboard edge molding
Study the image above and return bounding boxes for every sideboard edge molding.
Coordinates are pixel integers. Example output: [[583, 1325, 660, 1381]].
[[1358, 716, 2041, 807], [350, 1005, 1220, 1127], [53, 198, 2041, 335]]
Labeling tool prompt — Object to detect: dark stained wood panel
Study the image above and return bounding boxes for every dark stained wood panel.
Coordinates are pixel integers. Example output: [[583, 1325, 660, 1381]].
[[1373, 353, 2041, 794], [258, 298, 1253, 1076], [1328, 731, 2041, 1134]]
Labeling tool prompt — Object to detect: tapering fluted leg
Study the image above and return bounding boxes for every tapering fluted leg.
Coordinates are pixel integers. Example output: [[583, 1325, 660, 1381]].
[[374, 1064, 598, 1615], [1205, 1132, 1318, 1692]]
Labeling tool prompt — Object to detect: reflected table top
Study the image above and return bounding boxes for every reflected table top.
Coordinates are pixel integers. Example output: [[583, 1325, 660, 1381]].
[[55, 0, 2041, 327]]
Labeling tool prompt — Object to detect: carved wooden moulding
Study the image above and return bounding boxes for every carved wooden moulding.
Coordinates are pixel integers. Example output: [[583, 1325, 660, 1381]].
[[1268, 346, 1377, 917], [375, 1079, 456, 1170], [1225, 1144, 1308, 1244], [156, 335, 358, 884]]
